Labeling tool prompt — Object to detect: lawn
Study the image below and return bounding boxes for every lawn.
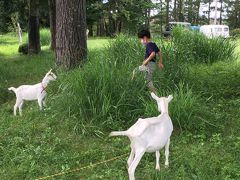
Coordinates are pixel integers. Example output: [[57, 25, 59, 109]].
[[0, 32, 239, 180]]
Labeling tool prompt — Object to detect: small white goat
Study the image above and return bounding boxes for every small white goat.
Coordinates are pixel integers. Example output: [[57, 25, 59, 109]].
[[110, 92, 173, 180], [8, 69, 57, 116]]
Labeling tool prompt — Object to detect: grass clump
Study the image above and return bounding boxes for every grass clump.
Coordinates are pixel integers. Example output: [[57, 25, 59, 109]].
[[172, 27, 236, 64], [18, 43, 28, 54]]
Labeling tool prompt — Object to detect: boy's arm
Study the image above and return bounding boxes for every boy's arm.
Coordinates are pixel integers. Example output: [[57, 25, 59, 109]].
[[157, 51, 164, 69], [143, 51, 156, 65]]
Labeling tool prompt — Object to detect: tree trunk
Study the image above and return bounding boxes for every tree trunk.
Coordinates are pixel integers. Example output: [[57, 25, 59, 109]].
[[97, 24, 100, 36], [116, 19, 122, 34], [173, 0, 178, 21], [89, 25, 93, 37], [220, 0, 223, 24], [99, 17, 105, 36], [166, 0, 169, 25], [160, 0, 163, 35], [208, 0, 211, 24], [56, 0, 87, 69], [48, 0, 56, 51], [178, 0, 184, 22], [145, 8, 150, 29], [108, 13, 116, 36], [196, 1, 201, 24], [28, 0, 41, 55], [17, 22, 23, 44], [188, 0, 193, 23]]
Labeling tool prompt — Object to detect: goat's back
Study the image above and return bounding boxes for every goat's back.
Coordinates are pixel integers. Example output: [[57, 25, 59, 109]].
[[16, 83, 44, 100], [130, 113, 173, 152]]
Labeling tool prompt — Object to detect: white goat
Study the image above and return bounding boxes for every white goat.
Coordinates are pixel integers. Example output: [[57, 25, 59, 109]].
[[8, 69, 57, 116], [110, 92, 173, 180]]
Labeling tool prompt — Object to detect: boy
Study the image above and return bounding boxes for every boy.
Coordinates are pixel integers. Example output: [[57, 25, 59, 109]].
[[137, 29, 163, 93]]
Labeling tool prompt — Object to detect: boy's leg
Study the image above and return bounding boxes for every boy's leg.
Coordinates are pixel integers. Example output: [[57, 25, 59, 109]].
[[145, 62, 157, 93]]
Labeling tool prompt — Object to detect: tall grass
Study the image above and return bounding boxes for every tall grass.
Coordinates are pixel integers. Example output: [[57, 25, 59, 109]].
[[50, 35, 202, 134], [172, 27, 236, 64]]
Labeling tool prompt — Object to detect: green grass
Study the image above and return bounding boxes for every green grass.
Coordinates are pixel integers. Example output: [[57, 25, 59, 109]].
[[172, 27, 236, 64], [0, 30, 239, 179]]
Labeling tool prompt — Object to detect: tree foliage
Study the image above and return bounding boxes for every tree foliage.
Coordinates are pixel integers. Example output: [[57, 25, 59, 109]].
[[0, 0, 239, 35]]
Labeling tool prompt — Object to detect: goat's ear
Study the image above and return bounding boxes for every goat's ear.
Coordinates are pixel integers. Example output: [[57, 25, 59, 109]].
[[167, 95, 173, 102], [47, 69, 52, 74], [151, 92, 159, 101]]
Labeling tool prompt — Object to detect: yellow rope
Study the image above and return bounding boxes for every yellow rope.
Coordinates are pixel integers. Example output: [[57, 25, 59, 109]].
[[35, 153, 128, 180]]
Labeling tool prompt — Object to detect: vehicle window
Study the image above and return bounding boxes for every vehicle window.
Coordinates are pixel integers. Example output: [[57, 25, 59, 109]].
[[215, 28, 222, 32], [224, 27, 228, 32]]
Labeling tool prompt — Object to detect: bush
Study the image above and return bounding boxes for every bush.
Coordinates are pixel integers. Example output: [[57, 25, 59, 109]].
[[18, 43, 28, 54], [172, 27, 236, 64]]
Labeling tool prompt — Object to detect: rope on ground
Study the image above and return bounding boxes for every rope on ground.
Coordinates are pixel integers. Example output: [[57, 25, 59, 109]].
[[35, 153, 128, 180]]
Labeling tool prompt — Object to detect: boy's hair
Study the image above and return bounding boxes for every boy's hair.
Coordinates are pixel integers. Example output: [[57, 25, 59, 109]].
[[138, 30, 151, 39]]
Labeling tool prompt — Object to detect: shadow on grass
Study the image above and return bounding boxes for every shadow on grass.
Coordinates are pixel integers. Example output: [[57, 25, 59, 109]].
[[0, 48, 54, 61], [0, 41, 19, 45]]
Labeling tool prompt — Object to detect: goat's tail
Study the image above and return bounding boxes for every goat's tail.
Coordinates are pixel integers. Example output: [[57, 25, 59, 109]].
[[109, 131, 128, 137], [8, 87, 17, 93]]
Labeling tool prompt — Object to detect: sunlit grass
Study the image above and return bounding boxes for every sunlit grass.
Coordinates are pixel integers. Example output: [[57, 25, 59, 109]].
[[87, 38, 110, 49], [0, 30, 109, 59]]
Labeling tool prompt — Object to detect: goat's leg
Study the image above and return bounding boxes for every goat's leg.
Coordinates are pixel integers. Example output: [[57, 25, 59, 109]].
[[42, 97, 47, 107], [14, 98, 22, 116], [127, 149, 135, 167], [13, 104, 17, 116], [19, 101, 24, 116], [37, 98, 43, 110], [42, 94, 47, 107], [128, 149, 145, 180], [155, 150, 160, 171], [164, 138, 170, 168]]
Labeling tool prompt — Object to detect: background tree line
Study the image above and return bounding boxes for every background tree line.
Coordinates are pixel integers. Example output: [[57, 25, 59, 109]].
[[0, 0, 239, 35]]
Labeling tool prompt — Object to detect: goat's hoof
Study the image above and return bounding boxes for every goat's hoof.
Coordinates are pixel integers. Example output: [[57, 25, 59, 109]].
[[165, 165, 169, 168], [155, 167, 160, 171]]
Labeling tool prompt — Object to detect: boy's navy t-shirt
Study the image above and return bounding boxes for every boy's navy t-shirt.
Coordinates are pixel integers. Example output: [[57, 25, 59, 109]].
[[145, 42, 160, 62]]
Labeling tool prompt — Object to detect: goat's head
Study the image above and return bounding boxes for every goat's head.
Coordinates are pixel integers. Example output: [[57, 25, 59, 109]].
[[150, 92, 173, 114], [44, 69, 57, 82]]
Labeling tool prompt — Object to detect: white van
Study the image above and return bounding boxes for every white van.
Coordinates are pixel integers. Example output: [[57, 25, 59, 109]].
[[200, 25, 229, 38]]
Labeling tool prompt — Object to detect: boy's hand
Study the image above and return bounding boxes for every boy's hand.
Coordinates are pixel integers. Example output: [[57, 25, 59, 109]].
[[143, 60, 148, 65], [158, 62, 164, 69]]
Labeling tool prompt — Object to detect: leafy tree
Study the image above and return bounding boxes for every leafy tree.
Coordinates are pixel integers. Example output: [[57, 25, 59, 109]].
[[226, 0, 240, 28]]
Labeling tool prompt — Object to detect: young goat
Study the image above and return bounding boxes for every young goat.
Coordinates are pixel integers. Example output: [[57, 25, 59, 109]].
[[110, 92, 173, 180], [8, 69, 57, 116]]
